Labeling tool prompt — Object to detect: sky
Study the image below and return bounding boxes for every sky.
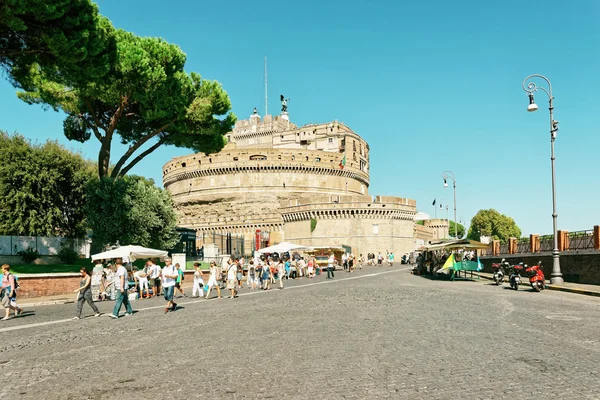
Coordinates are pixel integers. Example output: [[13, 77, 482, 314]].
[[1, 0, 599, 236]]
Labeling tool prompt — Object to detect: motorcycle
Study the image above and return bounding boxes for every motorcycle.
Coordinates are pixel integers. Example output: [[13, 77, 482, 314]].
[[509, 262, 524, 291], [525, 261, 546, 292], [491, 258, 509, 285]]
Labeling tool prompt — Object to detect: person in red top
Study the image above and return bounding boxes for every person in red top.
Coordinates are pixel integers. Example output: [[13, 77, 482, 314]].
[[1, 264, 20, 320]]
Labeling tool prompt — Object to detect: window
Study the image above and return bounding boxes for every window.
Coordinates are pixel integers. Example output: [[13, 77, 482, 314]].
[[181, 162, 186, 167], [315, 157, 321, 162], [233, 157, 238, 161], [250, 155, 267, 160], [373, 224, 379, 235], [328, 138, 333, 143]]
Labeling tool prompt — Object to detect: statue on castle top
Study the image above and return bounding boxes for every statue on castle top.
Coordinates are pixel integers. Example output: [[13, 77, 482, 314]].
[[280, 94, 289, 113], [252, 107, 258, 115]]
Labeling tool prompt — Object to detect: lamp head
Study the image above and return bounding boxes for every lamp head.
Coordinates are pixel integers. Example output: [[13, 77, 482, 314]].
[[443, 178, 448, 188], [527, 93, 538, 112]]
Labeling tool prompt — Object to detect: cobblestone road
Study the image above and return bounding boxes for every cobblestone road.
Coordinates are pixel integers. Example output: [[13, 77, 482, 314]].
[[2, 267, 599, 399]]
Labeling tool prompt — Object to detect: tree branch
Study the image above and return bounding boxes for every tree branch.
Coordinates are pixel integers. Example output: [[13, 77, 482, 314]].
[[117, 137, 168, 178], [84, 99, 108, 132], [110, 123, 170, 178], [99, 95, 128, 178]]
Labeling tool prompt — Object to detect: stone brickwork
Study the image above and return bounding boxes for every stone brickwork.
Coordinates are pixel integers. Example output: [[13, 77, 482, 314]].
[[281, 195, 417, 256], [163, 112, 429, 254], [17, 274, 81, 298]]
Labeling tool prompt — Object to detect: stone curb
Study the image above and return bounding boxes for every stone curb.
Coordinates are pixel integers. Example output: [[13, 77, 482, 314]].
[[20, 299, 74, 308], [479, 273, 600, 297]]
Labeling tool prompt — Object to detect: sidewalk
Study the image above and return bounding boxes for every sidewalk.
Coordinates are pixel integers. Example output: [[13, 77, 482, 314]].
[[19, 281, 197, 308], [479, 272, 600, 297]]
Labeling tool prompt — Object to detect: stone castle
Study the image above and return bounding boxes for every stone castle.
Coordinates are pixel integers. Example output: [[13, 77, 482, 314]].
[[163, 107, 448, 256]]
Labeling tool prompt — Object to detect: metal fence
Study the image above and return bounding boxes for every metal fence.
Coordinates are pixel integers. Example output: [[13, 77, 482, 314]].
[[515, 241, 530, 254], [486, 229, 598, 256], [539, 236, 554, 252], [568, 230, 594, 250], [0, 236, 89, 257], [199, 232, 246, 259]]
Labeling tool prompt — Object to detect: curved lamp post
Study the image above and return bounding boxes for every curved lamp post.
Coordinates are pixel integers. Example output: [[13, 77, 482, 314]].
[[442, 171, 457, 239], [522, 74, 562, 285]]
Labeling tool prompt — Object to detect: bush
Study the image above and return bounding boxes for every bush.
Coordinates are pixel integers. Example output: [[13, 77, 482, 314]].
[[17, 246, 40, 264], [58, 246, 79, 264], [310, 218, 317, 233]]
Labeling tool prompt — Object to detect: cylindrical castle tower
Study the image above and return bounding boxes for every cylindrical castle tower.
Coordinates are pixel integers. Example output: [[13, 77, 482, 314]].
[[163, 111, 371, 252]]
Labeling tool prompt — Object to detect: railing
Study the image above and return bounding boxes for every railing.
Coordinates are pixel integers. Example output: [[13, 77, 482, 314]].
[[568, 230, 594, 250], [484, 227, 599, 256], [515, 241, 530, 254], [540, 236, 554, 252]]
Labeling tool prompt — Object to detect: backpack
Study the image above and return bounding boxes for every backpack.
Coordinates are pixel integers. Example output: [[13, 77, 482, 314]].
[[11, 274, 20, 290]]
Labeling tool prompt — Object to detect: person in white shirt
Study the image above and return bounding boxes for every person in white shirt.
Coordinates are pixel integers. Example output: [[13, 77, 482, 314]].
[[136, 263, 149, 299], [226, 258, 238, 299], [192, 262, 204, 297], [109, 263, 133, 319], [205, 261, 222, 299], [277, 260, 285, 289], [148, 261, 161, 297], [327, 254, 335, 279], [161, 258, 178, 313]]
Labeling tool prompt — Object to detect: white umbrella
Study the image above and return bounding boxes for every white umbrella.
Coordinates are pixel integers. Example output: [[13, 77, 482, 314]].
[[91, 245, 168, 263], [256, 242, 312, 254]]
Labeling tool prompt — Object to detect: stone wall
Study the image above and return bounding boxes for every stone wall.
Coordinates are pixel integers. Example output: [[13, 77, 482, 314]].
[[17, 274, 82, 298], [17, 271, 199, 299], [282, 195, 417, 257], [480, 252, 600, 285]]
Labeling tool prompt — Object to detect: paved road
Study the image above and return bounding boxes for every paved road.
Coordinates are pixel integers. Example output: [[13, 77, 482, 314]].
[[2, 267, 599, 399]]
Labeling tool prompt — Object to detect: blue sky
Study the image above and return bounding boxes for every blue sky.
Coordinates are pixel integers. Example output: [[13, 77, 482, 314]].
[[1, 0, 599, 236]]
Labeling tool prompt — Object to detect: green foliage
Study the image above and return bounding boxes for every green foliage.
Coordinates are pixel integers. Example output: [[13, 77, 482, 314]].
[[310, 218, 317, 233], [17, 246, 40, 264], [467, 209, 521, 244], [18, 28, 235, 179], [0, 0, 115, 89], [85, 175, 180, 250], [0, 132, 95, 237], [448, 220, 465, 238], [57, 246, 79, 264], [416, 220, 424, 226]]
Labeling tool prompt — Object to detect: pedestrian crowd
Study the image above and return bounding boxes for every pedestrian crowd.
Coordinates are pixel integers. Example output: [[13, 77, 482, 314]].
[[0, 249, 400, 321]]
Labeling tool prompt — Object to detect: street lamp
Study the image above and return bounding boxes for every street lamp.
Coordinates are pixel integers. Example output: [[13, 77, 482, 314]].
[[442, 171, 457, 239], [522, 74, 562, 284]]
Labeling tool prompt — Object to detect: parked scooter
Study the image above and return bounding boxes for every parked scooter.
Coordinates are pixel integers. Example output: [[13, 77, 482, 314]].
[[525, 261, 546, 292], [491, 258, 509, 285], [509, 262, 524, 291]]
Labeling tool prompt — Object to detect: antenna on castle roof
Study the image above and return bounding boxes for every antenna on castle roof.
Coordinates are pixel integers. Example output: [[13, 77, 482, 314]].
[[264, 56, 268, 116]]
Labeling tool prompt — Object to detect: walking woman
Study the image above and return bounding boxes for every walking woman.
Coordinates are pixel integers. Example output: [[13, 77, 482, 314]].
[[262, 261, 271, 290], [73, 267, 101, 319], [205, 261, 222, 299], [1, 264, 20, 320], [192, 262, 204, 298]]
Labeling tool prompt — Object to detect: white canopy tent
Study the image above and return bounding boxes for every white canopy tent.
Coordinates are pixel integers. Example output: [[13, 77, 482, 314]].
[[91, 245, 168, 263], [255, 242, 312, 254]]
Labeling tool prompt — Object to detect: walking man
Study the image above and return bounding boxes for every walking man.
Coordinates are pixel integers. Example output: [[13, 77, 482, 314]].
[[162, 258, 178, 313], [327, 253, 335, 279], [148, 260, 161, 297], [110, 262, 133, 319], [226, 258, 238, 299]]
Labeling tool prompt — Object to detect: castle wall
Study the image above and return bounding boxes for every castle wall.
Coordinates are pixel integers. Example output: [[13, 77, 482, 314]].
[[281, 195, 417, 257], [423, 219, 449, 240]]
